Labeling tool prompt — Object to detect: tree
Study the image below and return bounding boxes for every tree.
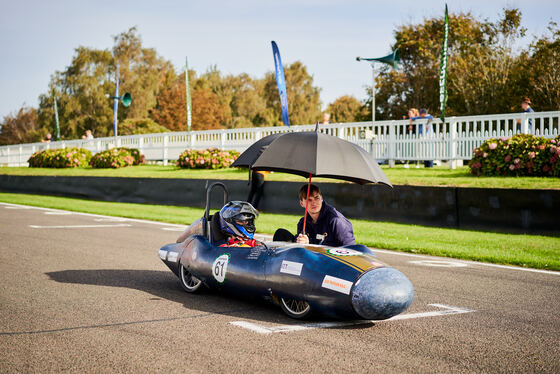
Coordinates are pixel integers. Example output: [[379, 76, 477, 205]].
[[263, 61, 322, 125], [191, 87, 227, 130], [112, 27, 176, 120], [522, 22, 560, 111], [152, 72, 189, 131], [373, 8, 528, 119], [37, 47, 114, 139], [0, 107, 40, 145], [326, 95, 367, 123]]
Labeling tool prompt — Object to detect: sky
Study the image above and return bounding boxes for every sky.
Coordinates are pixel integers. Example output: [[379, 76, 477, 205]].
[[0, 0, 558, 120]]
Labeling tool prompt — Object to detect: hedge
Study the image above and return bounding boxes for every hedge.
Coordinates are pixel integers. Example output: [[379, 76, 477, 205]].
[[468, 134, 560, 177], [28, 148, 92, 168], [89, 147, 145, 169], [177, 148, 239, 169]]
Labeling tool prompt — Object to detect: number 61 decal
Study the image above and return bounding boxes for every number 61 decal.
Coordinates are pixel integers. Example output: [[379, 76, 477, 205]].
[[212, 253, 230, 283]]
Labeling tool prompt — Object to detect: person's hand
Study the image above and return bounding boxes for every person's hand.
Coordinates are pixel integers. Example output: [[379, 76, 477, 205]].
[[296, 233, 309, 244]]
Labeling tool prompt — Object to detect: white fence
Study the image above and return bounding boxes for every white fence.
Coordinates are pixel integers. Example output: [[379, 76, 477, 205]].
[[1, 111, 558, 168]]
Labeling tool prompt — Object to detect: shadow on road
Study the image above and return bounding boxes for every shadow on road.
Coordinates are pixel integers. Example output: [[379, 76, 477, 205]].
[[45, 269, 361, 327]]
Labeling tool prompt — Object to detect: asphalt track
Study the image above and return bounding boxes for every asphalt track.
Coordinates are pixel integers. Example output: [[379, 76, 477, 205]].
[[0, 203, 558, 373]]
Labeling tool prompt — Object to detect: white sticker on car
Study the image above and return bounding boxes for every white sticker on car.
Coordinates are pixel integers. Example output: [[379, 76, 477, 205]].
[[212, 254, 230, 283], [321, 275, 353, 295], [280, 260, 303, 276], [327, 248, 362, 256], [167, 251, 179, 263]]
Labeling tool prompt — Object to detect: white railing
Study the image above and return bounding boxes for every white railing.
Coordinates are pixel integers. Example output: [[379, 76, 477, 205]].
[[1, 111, 558, 168]]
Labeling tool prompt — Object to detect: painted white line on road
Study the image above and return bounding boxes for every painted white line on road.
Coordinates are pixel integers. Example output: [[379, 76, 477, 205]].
[[44, 211, 72, 215], [29, 224, 132, 229], [230, 304, 475, 334], [409, 260, 468, 268], [93, 218, 127, 222], [2, 202, 558, 276], [370, 248, 560, 276], [161, 227, 185, 231]]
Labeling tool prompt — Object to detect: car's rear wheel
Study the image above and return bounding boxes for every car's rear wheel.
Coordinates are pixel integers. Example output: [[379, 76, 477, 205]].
[[280, 298, 311, 319], [179, 264, 202, 293]]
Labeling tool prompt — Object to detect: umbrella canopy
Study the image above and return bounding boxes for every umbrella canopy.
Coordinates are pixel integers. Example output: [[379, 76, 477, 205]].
[[249, 131, 391, 187], [231, 133, 285, 168]]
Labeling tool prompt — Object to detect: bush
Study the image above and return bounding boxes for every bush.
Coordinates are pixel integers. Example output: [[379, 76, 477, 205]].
[[119, 118, 169, 135], [90, 147, 145, 169], [468, 134, 560, 177], [27, 147, 91, 168], [177, 148, 240, 169]]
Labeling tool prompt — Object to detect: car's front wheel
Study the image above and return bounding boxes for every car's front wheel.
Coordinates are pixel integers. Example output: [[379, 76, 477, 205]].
[[280, 298, 311, 319], [179, 264, 202, 293]]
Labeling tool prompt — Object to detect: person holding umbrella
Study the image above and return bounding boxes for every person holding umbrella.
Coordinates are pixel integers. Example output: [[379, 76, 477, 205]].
[[295, 184, 355, 247]]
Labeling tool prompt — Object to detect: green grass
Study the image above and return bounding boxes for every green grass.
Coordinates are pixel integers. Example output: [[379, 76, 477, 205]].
[[1, 192, 558, 271], [1, 164, 559, 189]]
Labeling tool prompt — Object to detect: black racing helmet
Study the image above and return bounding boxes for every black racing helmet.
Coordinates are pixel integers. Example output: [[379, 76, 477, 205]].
[[218, 201, 259, 239]]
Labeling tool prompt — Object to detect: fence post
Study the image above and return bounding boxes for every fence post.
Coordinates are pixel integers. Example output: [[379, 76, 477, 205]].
[[449, 117, 457, 169], [338, 125, 345, 139], [220, 130, 226, 150], [162, 134, 169, 166], [19, 145, 23, 166], [521, 112, 529, 134], [388, 122, 396, 168], [138, 137, 144, 155], [116, 137, 122, 147]]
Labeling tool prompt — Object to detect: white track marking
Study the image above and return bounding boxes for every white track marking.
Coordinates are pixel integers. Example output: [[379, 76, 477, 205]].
[[1, 202, 558, 276], [29, 224, 132, 229], [409, 260, 468, 268], [230, 304, 475, 334], [93, 218, 127, 222], [44, 211, 72, 215], [161, 227, 186, 231]]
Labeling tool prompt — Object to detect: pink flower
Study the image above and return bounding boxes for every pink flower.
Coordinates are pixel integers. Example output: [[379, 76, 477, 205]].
[[483, 153, 488, 158], [529, 152, 535, 159], [505, 155, 512, 162], [489, 143, 497, 150], [538, 145, 545, 150], [551, 139, 557, 144], [471, 162, 482, 169], [499, 137, 509, 142], [551, 147, 556, 153], [475, 149, 483, 157], [514, 158, 520, 164], [509, 164, 515, 170]]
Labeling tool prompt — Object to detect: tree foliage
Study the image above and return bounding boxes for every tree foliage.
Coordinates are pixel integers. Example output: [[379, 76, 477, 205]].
[[326, 95, 367, 123], [0, 107, 40, 145]]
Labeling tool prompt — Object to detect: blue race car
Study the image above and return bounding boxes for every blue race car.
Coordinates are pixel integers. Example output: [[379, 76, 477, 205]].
[[158, 183, 414, 320]]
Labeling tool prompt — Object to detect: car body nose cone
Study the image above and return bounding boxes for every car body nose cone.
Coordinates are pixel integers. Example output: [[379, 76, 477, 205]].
[[351, 267, 414, 320]]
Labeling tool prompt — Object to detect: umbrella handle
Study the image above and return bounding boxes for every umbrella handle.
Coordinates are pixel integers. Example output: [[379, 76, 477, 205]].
[[302, 173, 312, 235]]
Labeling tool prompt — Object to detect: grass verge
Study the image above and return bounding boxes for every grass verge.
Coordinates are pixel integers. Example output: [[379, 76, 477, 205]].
[[1, 192, 558, 271], [1, 165, 559, 189]]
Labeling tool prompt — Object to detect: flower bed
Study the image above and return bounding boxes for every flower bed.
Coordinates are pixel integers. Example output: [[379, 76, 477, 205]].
[[468, 134, 560, 177], [90, 147, 145, 169], [28, 148, 92, 168], [177, 148, 240, 169]]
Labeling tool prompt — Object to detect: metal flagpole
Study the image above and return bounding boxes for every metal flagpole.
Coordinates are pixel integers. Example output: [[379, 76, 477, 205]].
[[185, 57, 192, 132], [52, 89, 60, 140], [113, 65, 119, 139]]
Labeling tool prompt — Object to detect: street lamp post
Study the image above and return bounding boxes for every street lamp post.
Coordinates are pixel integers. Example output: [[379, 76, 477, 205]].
[[356, 49, 400, 123]]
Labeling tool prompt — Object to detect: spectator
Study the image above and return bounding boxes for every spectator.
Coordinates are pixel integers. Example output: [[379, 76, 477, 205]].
[[41, 133, 54, 143], [410, 108, 434, 168], [516, 97, 534, 133], [406, 108, 420, 135], [82, 130, 94, 140], [247, 170, 269, 210], [321, 112, 331, 125]]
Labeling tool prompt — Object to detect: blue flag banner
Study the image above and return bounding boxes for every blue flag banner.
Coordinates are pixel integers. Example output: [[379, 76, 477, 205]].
[[439, 4, 449, 123], [271, 41, 290, 126]]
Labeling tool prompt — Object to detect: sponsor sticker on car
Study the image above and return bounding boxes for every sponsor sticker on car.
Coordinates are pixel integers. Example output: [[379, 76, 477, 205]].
[[280, 260, 303, 276], [212, 253, 230, 283], [321, 275, 353, 295], [327, 248, 362, 256]]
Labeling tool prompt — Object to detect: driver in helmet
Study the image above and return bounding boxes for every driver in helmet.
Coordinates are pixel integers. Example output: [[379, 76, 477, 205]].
[[217, 201, 261, 247]]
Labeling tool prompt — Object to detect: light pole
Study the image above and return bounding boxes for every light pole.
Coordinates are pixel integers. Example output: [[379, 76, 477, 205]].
[[356, 49, 400, 123], [109, 64, 131, 140]]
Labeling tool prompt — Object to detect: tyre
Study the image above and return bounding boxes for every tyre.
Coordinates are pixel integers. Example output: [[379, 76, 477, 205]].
[[280, 297, 311, 319], [179, 264, 202, 293]]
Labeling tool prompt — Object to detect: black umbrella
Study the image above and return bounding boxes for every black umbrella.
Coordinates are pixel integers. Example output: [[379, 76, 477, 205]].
[[233, 130, 391, 234], [231, 132, 285, 168]]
